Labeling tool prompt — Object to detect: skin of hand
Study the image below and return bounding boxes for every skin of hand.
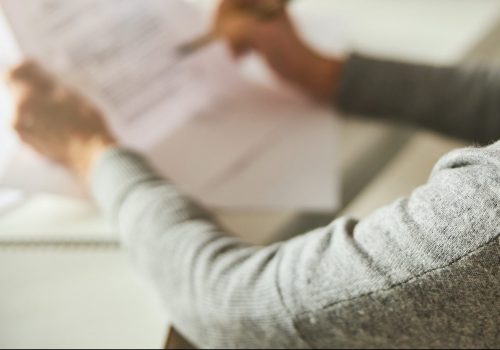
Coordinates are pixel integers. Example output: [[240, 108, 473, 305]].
[[215, 0, 344, 101], [4, 61, 117, 184]]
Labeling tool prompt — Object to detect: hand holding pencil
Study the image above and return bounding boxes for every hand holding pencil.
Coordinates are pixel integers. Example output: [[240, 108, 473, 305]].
[[179, 0, 292, 57], [185, 0, 344, 101]]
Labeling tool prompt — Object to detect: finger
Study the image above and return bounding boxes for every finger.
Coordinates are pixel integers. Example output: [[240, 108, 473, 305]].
[[229, 41, 251, 59], [230, 0, 283, 11], [13, 116, 35, 134], [5, 60, 56, 93], [7, 60, 42, 83], [12, 102, 36, 134], [6, 72, 60, 120], [217, 0, 252, 13], [244, 10, 294, 48], [218, 14, 259, 48], [13, 128, 54, 162], [13, 122, 34, 143], [238, 0, 287, 19], [11, 116, 42, 154], [6, 79, 33, 104], [10, 90, 47, 134]]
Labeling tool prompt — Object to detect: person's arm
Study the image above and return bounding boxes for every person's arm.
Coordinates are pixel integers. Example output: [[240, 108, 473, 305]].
[[336, 54, 500, 145], [217, 1, 500, 145], [90, 144, 500, 348], [7, 60, 500, 349]]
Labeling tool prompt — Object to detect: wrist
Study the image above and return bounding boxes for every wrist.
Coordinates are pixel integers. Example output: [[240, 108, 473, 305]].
[[68, 135, 117, 184], [300, 54, 344, 101]]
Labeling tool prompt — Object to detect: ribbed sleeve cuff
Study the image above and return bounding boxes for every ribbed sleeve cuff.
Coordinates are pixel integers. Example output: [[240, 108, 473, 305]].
[[335, 53, 379, 112], [90, 147, 160, 220]]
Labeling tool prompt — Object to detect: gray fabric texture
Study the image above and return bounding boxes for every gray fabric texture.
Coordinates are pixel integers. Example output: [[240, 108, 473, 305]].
[[337, 54, 500, 145], [91, 54, 500, 348]]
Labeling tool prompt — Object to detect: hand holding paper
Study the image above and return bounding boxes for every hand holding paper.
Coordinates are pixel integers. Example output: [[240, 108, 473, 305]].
[[5, 62, 116, 182]]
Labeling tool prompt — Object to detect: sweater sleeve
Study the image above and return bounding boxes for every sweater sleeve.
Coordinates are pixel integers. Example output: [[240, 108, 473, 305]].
[[91, 145, 500, 348], [336, 54, 500, 145]]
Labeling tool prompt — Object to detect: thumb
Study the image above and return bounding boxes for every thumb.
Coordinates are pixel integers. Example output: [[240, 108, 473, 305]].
[[5, 60, 55, 93], [217, 13, 260, 55]]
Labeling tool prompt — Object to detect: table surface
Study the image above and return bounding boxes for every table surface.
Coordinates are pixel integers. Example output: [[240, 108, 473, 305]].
[[1, 1, 500, 348]]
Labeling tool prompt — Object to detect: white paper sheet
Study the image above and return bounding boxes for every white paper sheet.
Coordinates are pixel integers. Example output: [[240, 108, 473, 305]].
[[197, 101, 339, 210], [0, 0, 340, 211], [146, 83, 340, 210], [1, 0, 231, 147]]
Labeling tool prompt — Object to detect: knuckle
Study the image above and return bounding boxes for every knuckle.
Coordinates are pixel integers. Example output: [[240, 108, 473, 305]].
[[12, 110, 25, 129], [9, 60, 39, 76], [6, 60, 55, 92], [12, 118, 24, 133], [6, 60, 38, 83]]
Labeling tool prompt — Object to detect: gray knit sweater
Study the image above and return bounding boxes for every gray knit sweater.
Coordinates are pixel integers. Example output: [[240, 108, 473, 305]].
[[91, 54, 500, 348]]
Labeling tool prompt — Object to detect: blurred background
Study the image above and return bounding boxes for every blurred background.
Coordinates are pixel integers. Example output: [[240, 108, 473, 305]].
[[1, 0, 500, 348]]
